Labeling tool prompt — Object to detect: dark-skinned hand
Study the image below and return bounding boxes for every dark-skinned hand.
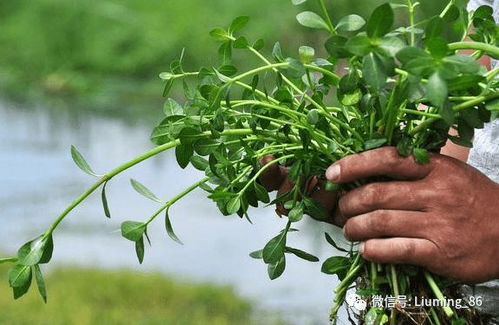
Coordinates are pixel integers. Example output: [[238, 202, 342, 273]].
[[325, 147, 499, 284]]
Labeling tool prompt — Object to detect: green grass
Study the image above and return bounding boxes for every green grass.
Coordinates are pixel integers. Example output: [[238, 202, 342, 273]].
[[0, 264, 285, 325], [0, 0, 444, 109]]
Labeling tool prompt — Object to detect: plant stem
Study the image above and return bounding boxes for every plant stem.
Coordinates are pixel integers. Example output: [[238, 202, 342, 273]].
[[486, 67, 499, 81], [406, 0, 416, 46], [47, 129, 254, 235], [238, 154, 294, 195], [424, 271, 454, 318], [439, 1, 454, 18], [409, 92, 499, 135], [0, 257, 18, 264], [304, 64, 340, 83], [401, 108, 441, 119], [146, 177, 210, 225], [318, 0, 335, 34], [230, 62, 289, 82], [389, 265, 400, 325], [449, 42, 499, 58], [430, 308, 442, 325]]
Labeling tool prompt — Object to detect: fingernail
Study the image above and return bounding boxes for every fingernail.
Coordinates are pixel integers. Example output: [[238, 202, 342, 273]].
[[359, 242, 365, 255], [326, 164, 341, 182]]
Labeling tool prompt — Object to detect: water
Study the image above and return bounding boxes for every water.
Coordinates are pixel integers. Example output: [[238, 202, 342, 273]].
[[0, 101, 352, 325]]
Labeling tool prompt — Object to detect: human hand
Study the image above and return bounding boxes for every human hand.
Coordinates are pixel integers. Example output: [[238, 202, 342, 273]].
[[325, 147, 499, 283]]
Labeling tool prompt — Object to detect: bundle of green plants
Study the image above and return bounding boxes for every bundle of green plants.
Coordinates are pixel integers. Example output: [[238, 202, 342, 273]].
[[1, 0, 498, 324]]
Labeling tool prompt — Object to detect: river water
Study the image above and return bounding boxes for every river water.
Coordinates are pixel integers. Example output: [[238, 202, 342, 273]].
[[0, 101, 351, 325]]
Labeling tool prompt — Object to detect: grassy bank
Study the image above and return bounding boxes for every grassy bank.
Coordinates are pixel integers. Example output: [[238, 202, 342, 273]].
[[0, 264, 285, 325], [0, 0, 444, 110]]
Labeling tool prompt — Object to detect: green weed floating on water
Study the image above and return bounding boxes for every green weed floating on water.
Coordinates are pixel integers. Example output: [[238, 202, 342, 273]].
[[2, 0, 499, 324]]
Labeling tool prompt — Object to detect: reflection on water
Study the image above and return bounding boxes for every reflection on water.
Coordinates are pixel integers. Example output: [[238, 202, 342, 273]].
[[0, 102, 351, 325]]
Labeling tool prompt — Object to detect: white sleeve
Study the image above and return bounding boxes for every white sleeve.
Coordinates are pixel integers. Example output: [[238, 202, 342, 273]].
[[467, 0, 498, 22], [467, 0, 496, 13]]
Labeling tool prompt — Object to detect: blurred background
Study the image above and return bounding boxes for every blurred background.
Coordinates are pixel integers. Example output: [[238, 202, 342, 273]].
[[0, 0, 445, 324]]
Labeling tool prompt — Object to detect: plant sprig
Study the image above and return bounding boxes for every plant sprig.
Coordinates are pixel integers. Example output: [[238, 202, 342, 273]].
[[3, 1, 498, 324]]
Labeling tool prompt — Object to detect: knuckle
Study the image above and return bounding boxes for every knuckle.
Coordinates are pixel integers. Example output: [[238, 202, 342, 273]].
[[338, 195, 351, 216], [399, 240, 416, 258], [362, 183, 381, 204], [366, 211, 384, 233]]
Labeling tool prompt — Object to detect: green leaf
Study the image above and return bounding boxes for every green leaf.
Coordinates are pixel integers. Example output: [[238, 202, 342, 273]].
[[135, 237, 145, 264], [366, 3, 394, 38], [324, 233, 349, 253], [285, 247, 319, 262], [213, 68, 232, 83], [254, 182, 270, 204], [396, 137, 414, 157], [272, 42, 284, 62], [163, 98, 183, 117], [267, 256, 286, 280], [325, 181, 341, 192], [291, 0, 307, 4], [252, 39, 265, 51], [443, 55, 480, 74], [165, 208, 183, 245], [262, 231, 287, 264], [364, 138, 387, 150], [378, 37, 405, 57], [321, 256, 350, 276], [229, 16, 249, 34], [363, 53, 387, 89], [336, 14, 366, 32], [209, 28, 230, 41], [233, 36, 249, 49], [413, 148, 430, 164], [396, 46, 430, 64], [9, 264, 32, 288], [218, 41, 233, 64], [130, 179, 162, 203], [298, 46, 315, 64], [426, 72, 447, 107], [345, 35, 372, 56], [288, 204, 304, 223], [338, 88, 362, 106], [426, 37, 449, 59], [176, 144, 194, 169], [306, 109, 319, 125], [71, 146, 99, 177], [33, 265, 47, 303], [486, 99, 499, 111], [162, 79, 174, 97], [226, 196, 241, 215], [249, 250, 263, 259], [325, 36, 350, 58], [296, 11, 329, 31], [121, 221, 146, 242], [190, 156, 209, 171], [17, 236, 52, 266], [194, 139, 220, 156], [8, 264, 32, 299], [101, 181, 111, 219]]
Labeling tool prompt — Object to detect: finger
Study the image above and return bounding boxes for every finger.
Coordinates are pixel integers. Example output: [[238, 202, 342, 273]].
[[326, 147, 432, 184], [259, 155, 288, 191], [344, 210, 430, 242], [338, 181, 427, 217], [310, 187, 339, 217], [360, 237, 438, 267]]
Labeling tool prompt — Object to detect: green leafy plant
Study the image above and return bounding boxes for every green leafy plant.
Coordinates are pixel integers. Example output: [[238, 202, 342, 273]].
[[2, 0, 498, 324]]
